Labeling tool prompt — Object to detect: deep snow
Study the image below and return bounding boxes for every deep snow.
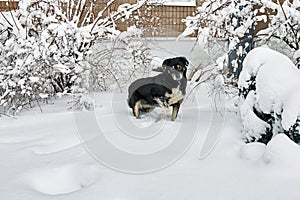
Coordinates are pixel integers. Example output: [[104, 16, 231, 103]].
[[1, 40, 300, 200], [1, 84, 300, 200]]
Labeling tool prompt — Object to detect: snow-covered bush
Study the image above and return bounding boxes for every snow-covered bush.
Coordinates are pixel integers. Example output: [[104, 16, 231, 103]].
[[0, 1, 95, 114], [238, 46, 300, 144], [0, 34, 55, 114], [0, 0, 147, 114], [88, 26, 151, 92], [179, 0, 261, 78], [180, 0, 300, 79], [256, 0, 300, 67]]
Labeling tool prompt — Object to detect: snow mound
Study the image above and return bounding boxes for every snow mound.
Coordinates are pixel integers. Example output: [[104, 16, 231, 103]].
[[240, 142, 266, 161], [263, 134, 300, 166], [26, 164, 100, 195], [240, 134, 300, 166]]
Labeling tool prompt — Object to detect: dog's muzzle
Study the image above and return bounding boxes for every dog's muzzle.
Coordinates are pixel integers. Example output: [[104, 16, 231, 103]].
[[171, 72, 183, 80]]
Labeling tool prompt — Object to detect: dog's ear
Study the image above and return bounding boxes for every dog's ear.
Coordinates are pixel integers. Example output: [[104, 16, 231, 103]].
[[180, 57, 189, 66], [162, 58, 172, 70], [179, 57, 188, 78]]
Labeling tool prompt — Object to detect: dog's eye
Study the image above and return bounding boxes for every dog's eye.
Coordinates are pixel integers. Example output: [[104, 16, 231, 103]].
[[177, 65, 182, 71], [172, 66, 175, 69]]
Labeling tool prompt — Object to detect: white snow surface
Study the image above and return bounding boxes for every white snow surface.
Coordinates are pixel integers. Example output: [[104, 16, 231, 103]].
[[1, 85, 300, 200], [239, 46, 300, 130], [1, 41, 300, 200]]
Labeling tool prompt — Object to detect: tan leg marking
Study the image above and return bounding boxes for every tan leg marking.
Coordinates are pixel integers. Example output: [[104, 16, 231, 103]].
[[166, 87, 184, 105], [133, 100, 141, 118], [171, 103, 180, 121]]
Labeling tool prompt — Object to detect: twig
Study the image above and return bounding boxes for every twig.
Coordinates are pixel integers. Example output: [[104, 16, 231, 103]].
[[277, 0, 299, 49], [90, 0, 115, 33], [91, 0, 147, 33], [34, 95, 43, 113], [0, 12, 13, 27]]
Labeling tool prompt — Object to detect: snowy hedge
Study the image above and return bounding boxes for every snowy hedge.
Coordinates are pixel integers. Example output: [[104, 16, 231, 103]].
[[0, 4, 97, 113], [238, 46, 300, 144], [0, 0, 148, 115]]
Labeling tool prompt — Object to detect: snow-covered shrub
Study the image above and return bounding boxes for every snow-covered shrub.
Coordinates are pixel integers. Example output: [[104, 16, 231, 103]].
[[0, 1, 94, 114], [0, 35, 54, 114], [180, 0, 300, 81], [0, 0, 147, 114], [188, 61, 238, 103], [179, 0, 261, 78], [87, 26, 151, 92], [238, 46, 300, 144], [256, 0, 300, 67]]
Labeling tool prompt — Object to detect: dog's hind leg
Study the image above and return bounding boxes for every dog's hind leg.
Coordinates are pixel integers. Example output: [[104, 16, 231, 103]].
[[133, 100, 142, 118], [171, 102, 180, 121]]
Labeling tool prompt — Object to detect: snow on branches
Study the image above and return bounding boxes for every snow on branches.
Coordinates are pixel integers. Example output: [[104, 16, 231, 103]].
[[180, 0, 300, 75], [257, 0, 300, 67], [0, 0, 147, 115], [87, 27, 151, 92], [239, 46, 300, 144], [180, 0, 258, 68]]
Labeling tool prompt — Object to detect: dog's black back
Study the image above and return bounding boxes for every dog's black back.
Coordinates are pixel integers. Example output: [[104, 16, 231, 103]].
[[128, 73, 181, 108]]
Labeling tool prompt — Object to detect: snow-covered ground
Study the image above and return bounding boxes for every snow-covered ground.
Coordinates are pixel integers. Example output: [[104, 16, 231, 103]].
[[1, 39, 300, 200]]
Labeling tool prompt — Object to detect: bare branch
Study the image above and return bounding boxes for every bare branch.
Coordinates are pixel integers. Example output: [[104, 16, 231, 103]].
[[90, 0, 116, 32], [277, 0, 299, 49]]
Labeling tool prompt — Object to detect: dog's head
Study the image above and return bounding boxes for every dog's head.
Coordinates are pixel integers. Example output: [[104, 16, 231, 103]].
[[162, 57, 189, 81]]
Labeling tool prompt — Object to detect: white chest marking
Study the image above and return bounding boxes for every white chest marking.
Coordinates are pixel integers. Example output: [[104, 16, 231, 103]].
[[166, 87, 184, 105]]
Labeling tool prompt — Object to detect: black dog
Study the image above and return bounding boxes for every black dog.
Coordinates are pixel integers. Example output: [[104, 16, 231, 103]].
[[128, 57, 188, 121]]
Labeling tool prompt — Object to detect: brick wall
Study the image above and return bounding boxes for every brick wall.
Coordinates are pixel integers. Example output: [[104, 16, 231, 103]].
[[124, 3, 199, 36], [0, 1, 18, 12], [0, 1, 283, 37], [0, 0, 202, 36]]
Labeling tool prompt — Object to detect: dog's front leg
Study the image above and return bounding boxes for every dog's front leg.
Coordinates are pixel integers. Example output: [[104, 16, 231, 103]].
[[171, 102, 181, 121], [154, 97, 170, 122], [166, 88, 184, 105]]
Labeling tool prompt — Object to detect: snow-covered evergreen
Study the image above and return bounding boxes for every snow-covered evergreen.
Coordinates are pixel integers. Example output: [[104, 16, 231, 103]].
[[239, 46, 300, 144]]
